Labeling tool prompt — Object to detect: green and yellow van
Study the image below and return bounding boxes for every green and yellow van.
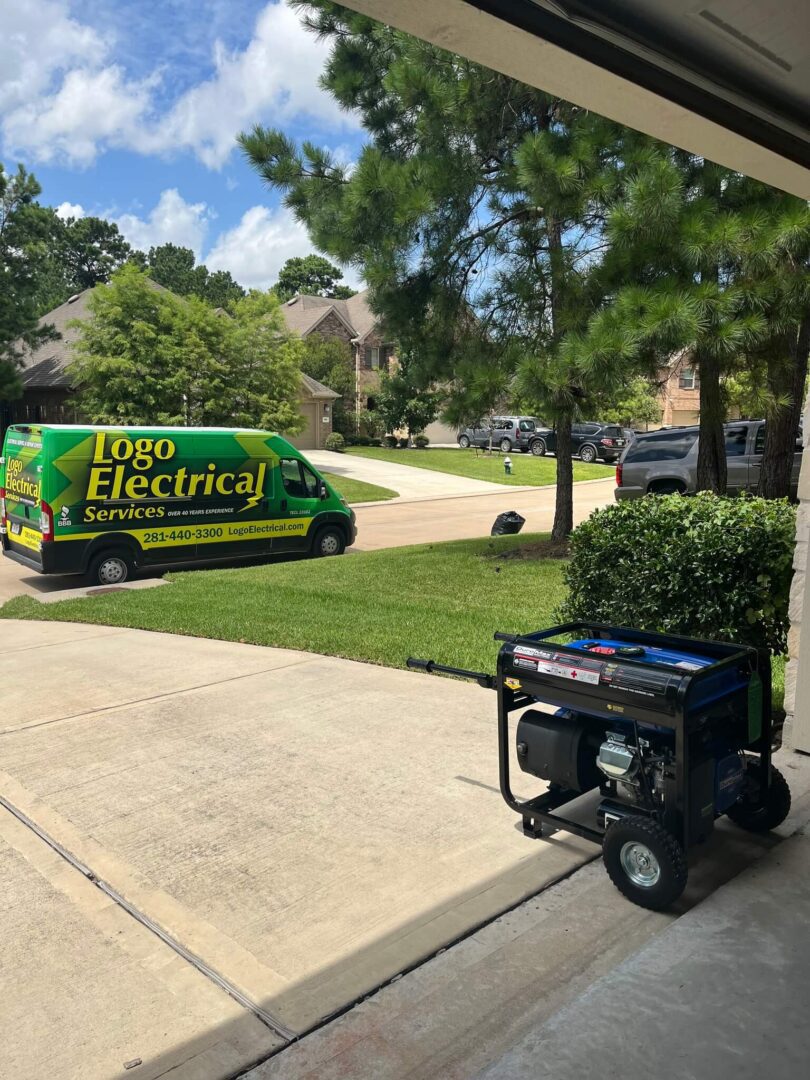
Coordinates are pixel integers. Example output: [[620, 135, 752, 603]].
[[1, 425, 356, 585]]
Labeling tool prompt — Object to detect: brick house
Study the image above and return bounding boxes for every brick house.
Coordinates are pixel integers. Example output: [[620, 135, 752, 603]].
[[279, 290, 395, 420], [1, 287, 340, 450], [656, 350, 701, 426], [280, 290, 458, 443]]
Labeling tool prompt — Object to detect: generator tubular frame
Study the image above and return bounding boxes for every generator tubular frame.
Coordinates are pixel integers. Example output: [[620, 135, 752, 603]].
[[409, 623, 772, 854]]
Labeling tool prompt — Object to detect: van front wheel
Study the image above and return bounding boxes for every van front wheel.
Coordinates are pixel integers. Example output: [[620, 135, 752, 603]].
[[88, 549, 134, 586], [312, 526, 345, 558]]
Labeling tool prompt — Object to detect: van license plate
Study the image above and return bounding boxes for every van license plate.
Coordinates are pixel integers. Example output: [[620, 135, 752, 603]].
[[10, 521, 21, 535]]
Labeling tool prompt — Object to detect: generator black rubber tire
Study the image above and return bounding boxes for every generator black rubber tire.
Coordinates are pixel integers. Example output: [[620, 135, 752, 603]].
[[726, 762, 791, 833], [87, 549, 134, 586], [602, 816, 688, 911], [311, 526, 345, 558]]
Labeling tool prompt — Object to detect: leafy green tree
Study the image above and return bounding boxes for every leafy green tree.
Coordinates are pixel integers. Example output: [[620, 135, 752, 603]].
[[585, 375, 662, 428], [298, 334, 354, 434], [69, 265, 303, 432], [371, 356, 441, 440], [273, 254, 356, 301], [0, 163, 58, 399], [226, 290, 306, 433], [240, 5, 626, 538], [145, 243, 245, 307]]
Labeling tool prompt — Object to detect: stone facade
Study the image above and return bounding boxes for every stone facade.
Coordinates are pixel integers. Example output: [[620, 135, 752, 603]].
[[784, 391, 810, 752], [309, 310, 354, 345]]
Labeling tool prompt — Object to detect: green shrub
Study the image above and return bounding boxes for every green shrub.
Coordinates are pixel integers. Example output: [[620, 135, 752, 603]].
[[398, 437, 409, 448], [558, 493, 796, 654], [383, 434, 398, 448], [414, 434, 430, 448], [324, 432, 345, 452]]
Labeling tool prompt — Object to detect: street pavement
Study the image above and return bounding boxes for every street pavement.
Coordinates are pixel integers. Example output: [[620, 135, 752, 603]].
[[351, 478, 615, 551]]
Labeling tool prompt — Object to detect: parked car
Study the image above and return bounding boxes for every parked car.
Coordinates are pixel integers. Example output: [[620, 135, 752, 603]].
[[614, 419, 802, 500], [530, 422, 629, 463], [457, 416, 545, 453]]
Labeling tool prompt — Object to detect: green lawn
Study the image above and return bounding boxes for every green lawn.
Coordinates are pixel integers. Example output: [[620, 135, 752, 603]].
[[321, 471, 398, 503], [1, 530, 785, 708], [0, 533, 567, 675], [347, 446, 614, 486]]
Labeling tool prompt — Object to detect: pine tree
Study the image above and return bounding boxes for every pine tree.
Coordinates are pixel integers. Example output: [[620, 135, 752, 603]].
[[239, 3, 625, 538], [580, 152, 810, 494]]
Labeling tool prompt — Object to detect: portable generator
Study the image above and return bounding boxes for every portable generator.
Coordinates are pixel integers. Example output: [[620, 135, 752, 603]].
[[407, 623, 790, 909]]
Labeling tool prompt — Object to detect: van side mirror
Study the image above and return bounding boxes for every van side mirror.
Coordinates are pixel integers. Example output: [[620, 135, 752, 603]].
[[319, 481, 328, 500]]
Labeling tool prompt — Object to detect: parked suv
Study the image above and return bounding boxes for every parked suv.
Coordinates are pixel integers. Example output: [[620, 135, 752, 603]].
[[531, 422, 628, 463], [615, 420, 802, 500], [457, 416, 544, 453]]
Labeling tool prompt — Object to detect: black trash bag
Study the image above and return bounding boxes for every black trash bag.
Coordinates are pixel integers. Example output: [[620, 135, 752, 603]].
[[491, 510, 525, 537]]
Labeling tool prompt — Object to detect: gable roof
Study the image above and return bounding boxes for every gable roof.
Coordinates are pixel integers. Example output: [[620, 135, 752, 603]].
[[279, 288, 386, 343], [301, 373, 340, 400], [13, 285, 341, 401]]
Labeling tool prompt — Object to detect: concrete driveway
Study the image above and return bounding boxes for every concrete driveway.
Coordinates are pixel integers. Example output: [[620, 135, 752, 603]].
[[2, 620, 595, 1079], [306, 449, 515, 499]]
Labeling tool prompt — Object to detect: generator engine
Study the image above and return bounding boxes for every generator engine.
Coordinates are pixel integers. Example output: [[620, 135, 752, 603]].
[[515, 707, 745, 840]]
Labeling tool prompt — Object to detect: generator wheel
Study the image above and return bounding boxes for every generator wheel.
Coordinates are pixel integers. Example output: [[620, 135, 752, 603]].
[[602, 816, 687, 910], [726, 762, 791, 833]]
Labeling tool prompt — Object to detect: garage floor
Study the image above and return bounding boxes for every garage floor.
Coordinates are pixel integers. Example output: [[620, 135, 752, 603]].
[[2, 620, 595, 1077]]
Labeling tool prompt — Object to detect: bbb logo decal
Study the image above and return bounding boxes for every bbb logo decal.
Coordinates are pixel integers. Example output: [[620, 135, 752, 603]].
[[57, 505, 72, 527]]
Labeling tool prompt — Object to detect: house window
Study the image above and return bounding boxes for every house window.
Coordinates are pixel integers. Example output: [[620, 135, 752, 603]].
[[678, 367, 698, 390], [363, 346, 380, 369]]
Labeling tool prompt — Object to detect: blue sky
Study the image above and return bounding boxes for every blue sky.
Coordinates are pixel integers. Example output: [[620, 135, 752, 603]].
[[0, 0, 366, 289]]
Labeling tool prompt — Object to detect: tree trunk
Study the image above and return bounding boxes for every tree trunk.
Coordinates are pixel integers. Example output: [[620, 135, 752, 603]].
[[758, 318, 810, 499], [695, 349, 727, 493], [547, 215, 575, 540], [552, 409, 574, 542]]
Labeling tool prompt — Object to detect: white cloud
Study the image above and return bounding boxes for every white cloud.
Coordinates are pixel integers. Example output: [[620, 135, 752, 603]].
[[205, 204, 311, 289], [141, 3, 355, 169], [0, 0, 356, 168], [5, 65, 155, 166], [0, 0, 104, 113], [205, 202, 364, 292], [55, 201, 84, 219], [115, 189, 212, 258]]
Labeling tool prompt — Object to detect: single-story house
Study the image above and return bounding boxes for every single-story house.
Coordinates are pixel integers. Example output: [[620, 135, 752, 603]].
[[0, 288, 340, 450]]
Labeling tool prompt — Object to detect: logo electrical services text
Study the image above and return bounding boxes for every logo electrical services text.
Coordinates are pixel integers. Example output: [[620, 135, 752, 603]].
[[80, 434, 266, 523]]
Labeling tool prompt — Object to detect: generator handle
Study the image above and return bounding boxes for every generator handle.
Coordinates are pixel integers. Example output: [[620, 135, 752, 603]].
[[494, 632, 518, 642], [406, 657, 496, 690]]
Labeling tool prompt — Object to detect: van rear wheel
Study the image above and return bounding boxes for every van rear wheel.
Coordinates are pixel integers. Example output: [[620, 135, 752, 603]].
[[88, 549, 134, 586], [312, 526, 345, 558]]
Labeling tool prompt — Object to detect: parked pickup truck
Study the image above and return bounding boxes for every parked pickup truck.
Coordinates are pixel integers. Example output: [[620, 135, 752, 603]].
[[615, 420, 802, 500]]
